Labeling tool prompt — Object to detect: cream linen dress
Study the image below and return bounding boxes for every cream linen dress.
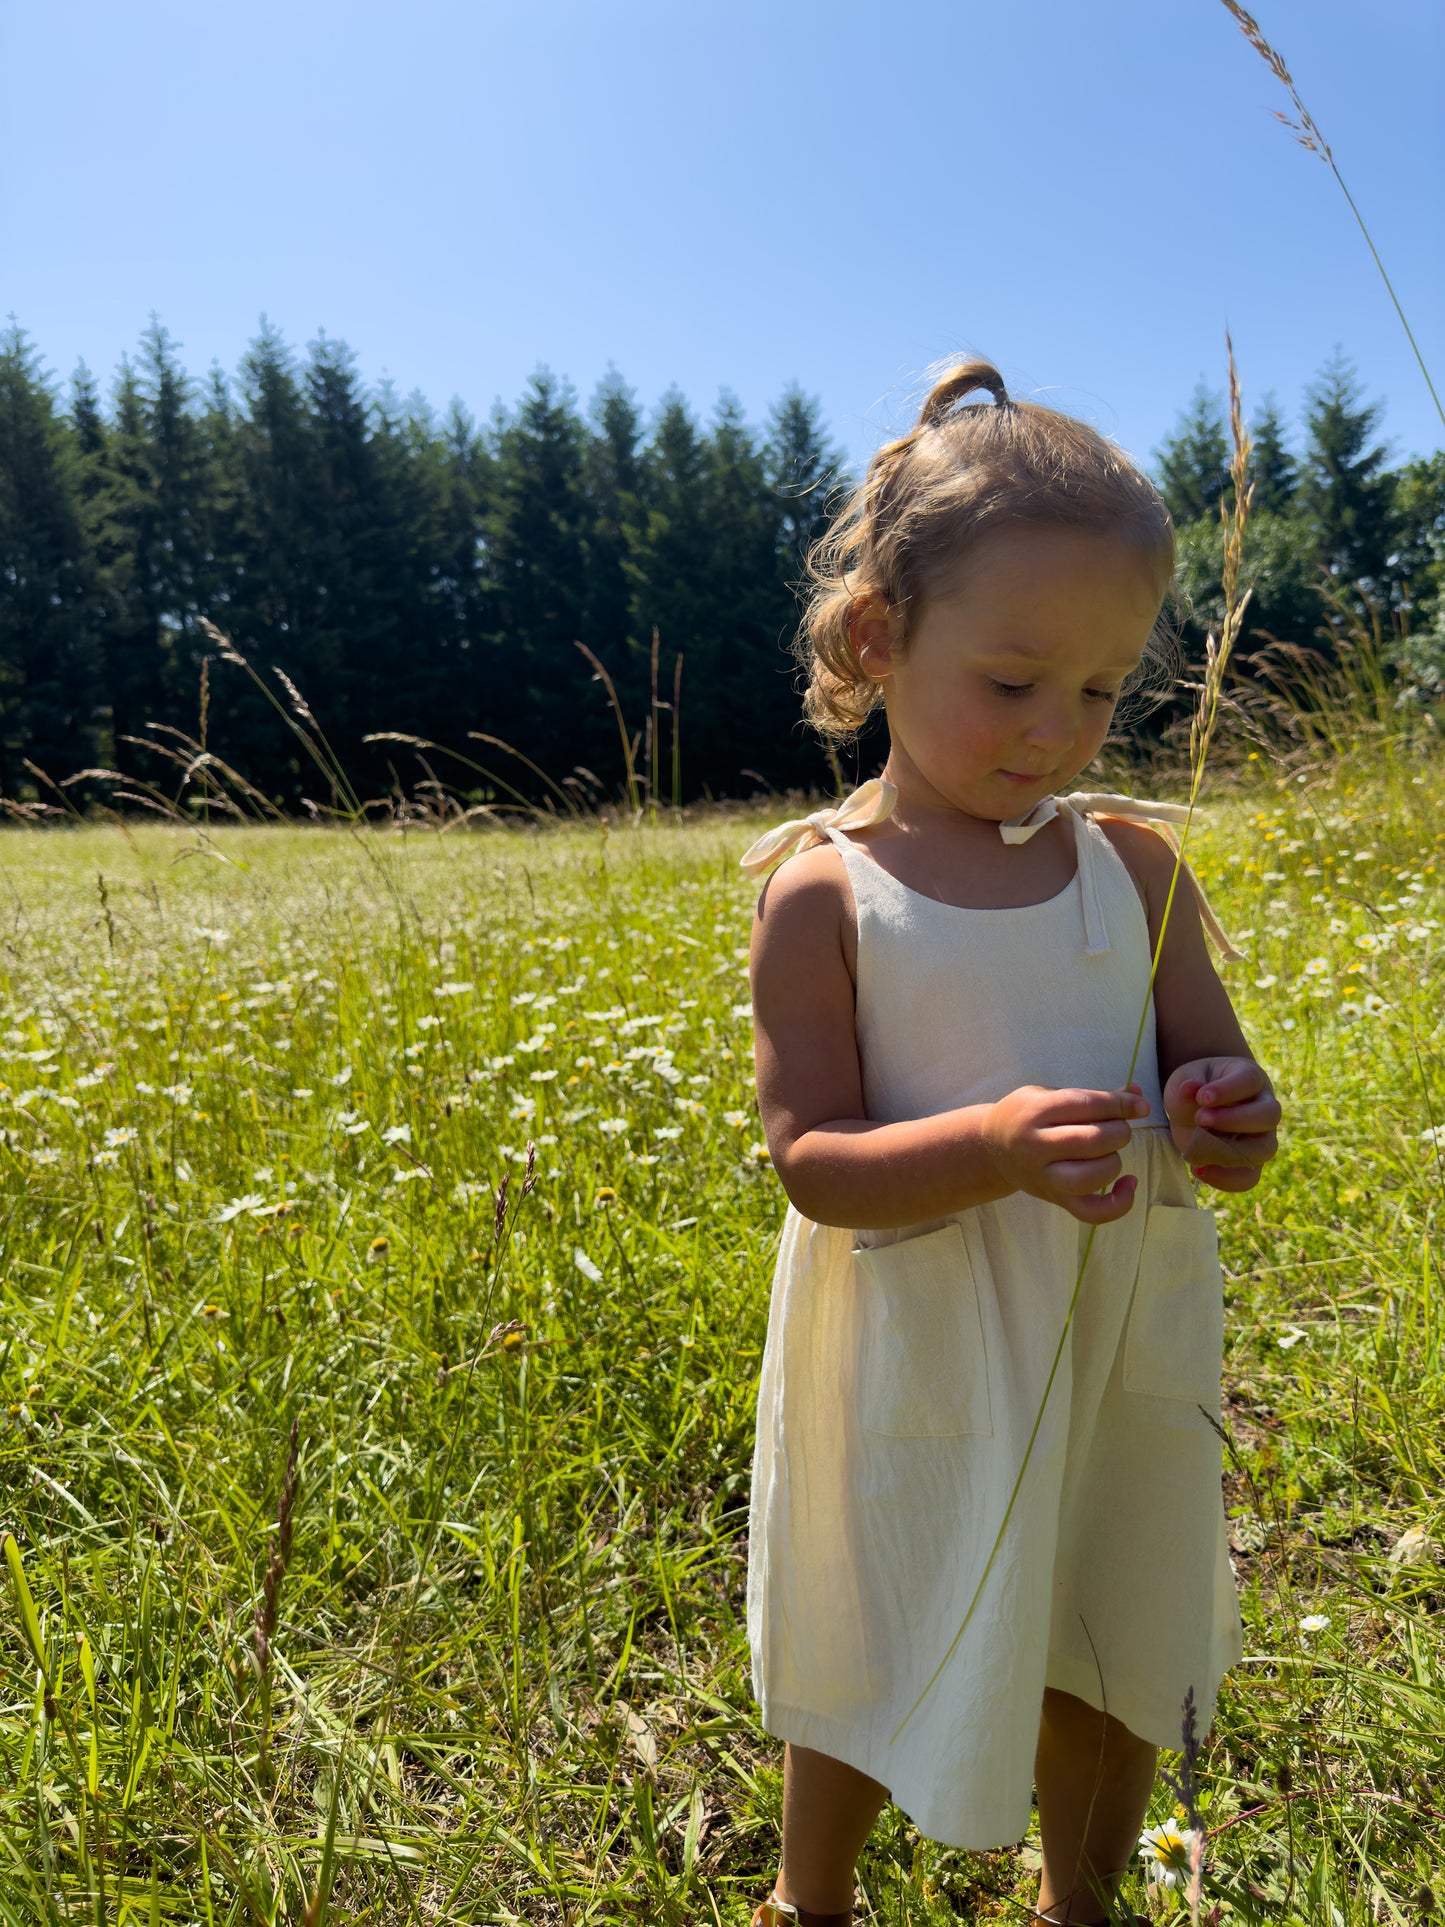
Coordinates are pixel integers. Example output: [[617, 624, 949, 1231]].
[[741, 783, 1245, 1850]]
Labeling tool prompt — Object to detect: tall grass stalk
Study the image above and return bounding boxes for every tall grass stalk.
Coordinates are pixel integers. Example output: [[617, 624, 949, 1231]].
[[1220, 0, 1444, 433]]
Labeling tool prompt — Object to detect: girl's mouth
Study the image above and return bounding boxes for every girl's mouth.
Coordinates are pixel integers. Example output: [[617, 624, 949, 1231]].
[[999, 769, 1051, 785]]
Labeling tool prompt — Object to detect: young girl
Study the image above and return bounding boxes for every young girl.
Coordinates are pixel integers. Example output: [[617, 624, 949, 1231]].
[[740, 362, 1281, 1927]]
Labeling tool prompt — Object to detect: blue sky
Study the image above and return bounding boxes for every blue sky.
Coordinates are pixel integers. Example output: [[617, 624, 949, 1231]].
[[2, 0, 1441, 477]]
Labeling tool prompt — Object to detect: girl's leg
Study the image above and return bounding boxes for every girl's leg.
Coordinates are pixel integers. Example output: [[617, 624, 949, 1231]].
[[1033, 1687, 1157, 1924], [773, 1742, 890, 1917]]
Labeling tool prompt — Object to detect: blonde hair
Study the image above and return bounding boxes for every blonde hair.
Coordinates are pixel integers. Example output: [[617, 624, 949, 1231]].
[[796, 360, 1177, 738]]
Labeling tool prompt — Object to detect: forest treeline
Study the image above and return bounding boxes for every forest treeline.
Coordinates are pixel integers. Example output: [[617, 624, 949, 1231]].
[[1, 320, 1442, 811]]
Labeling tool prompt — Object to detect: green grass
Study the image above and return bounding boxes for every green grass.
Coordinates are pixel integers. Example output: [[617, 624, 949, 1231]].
[[1, 744, 1443, 1924]]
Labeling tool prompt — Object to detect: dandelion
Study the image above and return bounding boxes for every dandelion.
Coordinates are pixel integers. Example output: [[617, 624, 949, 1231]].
[[1302, 957, 1330, 976], [198, 1304, 225, 1322], [1138, 1819, 1201, 1890], [594, 1186, 617, 1208], [102, 1126, 138, 1148], [747, 1140, 772, 1164], [1298, 1612, 1331, 1633], [368, 1236, 391, 1262], [722, 1109, 750, 1127]]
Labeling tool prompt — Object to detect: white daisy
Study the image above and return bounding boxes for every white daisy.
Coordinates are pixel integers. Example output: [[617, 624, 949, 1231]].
[[1137, 1820, 1200, 1889]]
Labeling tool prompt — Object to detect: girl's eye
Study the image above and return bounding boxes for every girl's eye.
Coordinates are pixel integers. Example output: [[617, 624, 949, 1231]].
[[989, 679, 1119, 706]]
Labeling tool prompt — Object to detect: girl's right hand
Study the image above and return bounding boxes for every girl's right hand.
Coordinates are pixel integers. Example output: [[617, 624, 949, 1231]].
[[984, 1083, 1151, 1223]]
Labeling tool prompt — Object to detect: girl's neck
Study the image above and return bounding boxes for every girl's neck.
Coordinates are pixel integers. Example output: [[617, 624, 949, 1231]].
[[878, 752, 1063, 840]]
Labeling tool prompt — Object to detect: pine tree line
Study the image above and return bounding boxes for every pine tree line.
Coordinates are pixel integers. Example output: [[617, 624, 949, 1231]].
[[2, 322, 1442, 813], [0, 320, 845, 809]]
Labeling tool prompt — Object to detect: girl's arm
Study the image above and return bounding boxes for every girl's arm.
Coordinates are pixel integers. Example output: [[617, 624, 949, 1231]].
[[750, 845, 1146, 1229], [1101, 819, 1282, 1190]]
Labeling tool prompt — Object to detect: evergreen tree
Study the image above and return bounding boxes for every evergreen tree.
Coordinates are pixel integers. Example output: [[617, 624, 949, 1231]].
[[89, 324, 217, 775], [418, 396, 492, 751], [1389, 452, 1445, 623], [701, 391, 798, 791], [1249, 395, 1298, 515], [296, 337, 422, 791], [1154, 383, 1229, 525], [483, 369, 591, 775], [768, 384, 844, 587], [0, 325, 105, 791], [1174, 508, 1327, 665], [1301, 351, 1393, 585], [625, 391, 718, 788], [576, 370, 645, 782]]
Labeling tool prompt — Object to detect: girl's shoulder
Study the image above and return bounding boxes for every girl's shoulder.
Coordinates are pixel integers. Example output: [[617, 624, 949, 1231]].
[[1091, 813, 1197, 939], [753, 839, 853, 928], [751, 840, 859, 984]]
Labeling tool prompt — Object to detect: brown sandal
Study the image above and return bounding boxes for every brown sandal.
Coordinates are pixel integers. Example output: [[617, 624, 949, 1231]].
[[751, 1894, 853, 1927]]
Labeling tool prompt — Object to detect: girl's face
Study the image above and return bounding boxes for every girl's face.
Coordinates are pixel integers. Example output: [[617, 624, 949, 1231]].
[[854, 524, 1164, 821]]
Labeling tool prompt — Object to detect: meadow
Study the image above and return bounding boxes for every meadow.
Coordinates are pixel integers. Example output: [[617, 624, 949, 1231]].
[[1, 722, 1443, 1925]]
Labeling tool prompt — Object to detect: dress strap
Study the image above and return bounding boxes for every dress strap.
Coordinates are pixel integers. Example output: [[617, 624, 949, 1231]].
[[738, 778, 898, 879], [1001, 789, 1242, 962]]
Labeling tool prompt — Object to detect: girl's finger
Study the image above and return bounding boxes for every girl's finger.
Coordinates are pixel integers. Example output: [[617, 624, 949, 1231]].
[[1191, 1128, 1277, 1165], [1067, 1173, 1138, 1223], [1044, 1119, 1134, 1158], [1197, 1096, 1282, 1131], [1196, 1065, 1261, 1106], [1047, 1152, 1125, 1196], [1189, 1163, 1260, 1192]]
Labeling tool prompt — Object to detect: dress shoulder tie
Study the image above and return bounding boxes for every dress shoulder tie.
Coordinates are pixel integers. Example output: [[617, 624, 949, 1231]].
[[1001, 789, 1243, 962], [737, 777, 898, 878], [740, 780, 1240, 963]]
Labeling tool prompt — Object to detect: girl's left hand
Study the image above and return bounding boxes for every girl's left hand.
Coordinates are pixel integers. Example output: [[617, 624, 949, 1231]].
[[1162, 1056, 1281, 1192]]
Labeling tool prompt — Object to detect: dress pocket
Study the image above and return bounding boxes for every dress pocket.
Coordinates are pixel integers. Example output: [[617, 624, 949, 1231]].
[[1122, 1201, 1224, 1405], [853, 1221, 994, 1439]]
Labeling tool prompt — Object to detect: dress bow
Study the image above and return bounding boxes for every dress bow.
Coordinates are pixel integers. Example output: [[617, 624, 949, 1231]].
[[738, 778, 899, 879], [1001, 789, 1242, 961]]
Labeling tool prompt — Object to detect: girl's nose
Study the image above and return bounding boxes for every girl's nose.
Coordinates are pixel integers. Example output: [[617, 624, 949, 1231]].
[[1023, 708, 1076, 753]]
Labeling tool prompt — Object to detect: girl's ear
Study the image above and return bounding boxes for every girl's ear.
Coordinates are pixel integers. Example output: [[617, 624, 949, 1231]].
[[849, 594, 902, 683]]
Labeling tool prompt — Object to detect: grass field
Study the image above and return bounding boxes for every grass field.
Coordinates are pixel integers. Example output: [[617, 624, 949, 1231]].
[[1, 735, 1443, 1925]]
